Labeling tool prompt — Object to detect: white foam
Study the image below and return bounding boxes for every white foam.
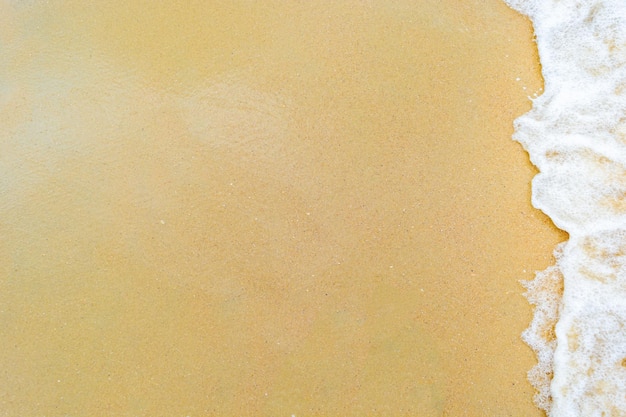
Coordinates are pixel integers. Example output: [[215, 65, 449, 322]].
[[505, 0, 626, 415], [521, 243, 564, 411]]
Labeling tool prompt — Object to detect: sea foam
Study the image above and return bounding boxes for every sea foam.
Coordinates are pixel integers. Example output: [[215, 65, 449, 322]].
[[504, 0, 626, 415]]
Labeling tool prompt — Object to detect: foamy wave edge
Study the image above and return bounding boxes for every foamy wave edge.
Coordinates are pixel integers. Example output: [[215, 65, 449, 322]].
[[505, 0, 626, 416], [521, 244, 564, 413]]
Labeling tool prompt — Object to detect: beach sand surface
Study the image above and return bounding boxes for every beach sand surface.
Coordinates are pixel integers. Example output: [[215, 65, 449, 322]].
[[0, 1, 566, 415]]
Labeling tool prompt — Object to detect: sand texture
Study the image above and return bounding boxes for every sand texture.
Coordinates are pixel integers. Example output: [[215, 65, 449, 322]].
[[0, 1, 566, 415]]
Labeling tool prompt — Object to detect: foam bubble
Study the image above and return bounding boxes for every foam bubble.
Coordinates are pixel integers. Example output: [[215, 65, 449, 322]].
[[505, 0, 626, 415]]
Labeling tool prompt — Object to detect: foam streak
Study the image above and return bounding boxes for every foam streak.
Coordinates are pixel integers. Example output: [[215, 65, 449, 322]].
[[505, 0, 626, 415]]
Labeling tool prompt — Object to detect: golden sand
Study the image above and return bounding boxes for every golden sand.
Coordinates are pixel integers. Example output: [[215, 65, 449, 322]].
[[0, 1, 566, 415]]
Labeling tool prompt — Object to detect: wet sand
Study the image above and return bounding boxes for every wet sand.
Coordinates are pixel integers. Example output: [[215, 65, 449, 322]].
[[0, 1, 566, 415]]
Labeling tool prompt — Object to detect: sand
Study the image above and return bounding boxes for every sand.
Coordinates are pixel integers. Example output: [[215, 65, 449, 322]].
[[0, 0, 566, 415]]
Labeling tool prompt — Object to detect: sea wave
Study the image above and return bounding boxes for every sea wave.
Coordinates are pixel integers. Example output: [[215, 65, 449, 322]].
[[505, 0, 626, 415]]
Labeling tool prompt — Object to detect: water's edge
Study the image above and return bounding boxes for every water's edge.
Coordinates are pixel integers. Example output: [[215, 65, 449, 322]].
[[506, 0, 626, 415]]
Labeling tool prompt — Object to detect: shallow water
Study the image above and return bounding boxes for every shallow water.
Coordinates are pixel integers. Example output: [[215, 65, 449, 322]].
[[0, 1, 563, 415], [506, 0, 626, 415]]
